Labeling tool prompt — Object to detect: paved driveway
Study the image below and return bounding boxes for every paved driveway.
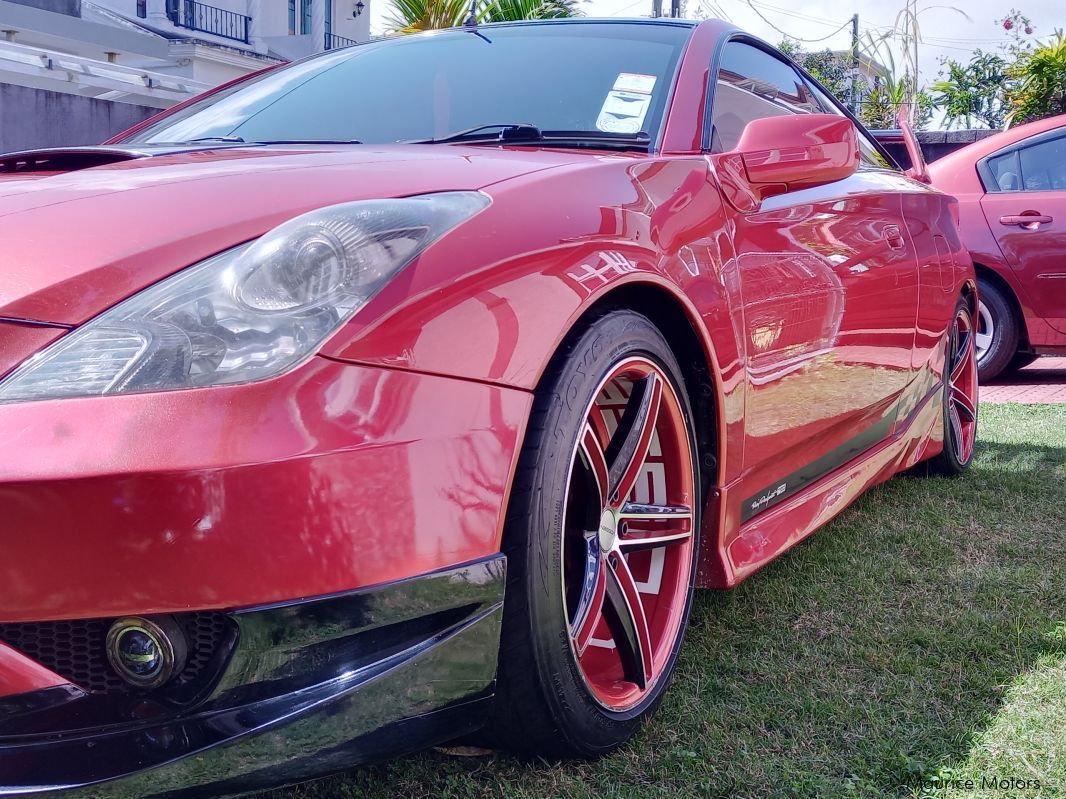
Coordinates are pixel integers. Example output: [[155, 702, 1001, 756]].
[[980, 357, 1066, 404]]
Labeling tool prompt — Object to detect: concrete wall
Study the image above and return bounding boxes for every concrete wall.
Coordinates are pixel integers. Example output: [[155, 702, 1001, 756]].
[[9, 0, 81, 15], [0, 83, 156, 152], [879, 129, 1001, 169]]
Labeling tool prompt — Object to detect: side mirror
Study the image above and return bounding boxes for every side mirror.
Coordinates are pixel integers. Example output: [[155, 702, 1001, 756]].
[[732, 114, 860, 198]]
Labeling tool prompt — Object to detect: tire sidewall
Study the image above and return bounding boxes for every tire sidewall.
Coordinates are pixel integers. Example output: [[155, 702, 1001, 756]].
[[976, 278, 1019, 382], [520, 311, 700, 753]]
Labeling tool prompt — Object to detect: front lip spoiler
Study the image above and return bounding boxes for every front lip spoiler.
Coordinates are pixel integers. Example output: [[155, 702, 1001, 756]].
[[0, 554, 506, 798]]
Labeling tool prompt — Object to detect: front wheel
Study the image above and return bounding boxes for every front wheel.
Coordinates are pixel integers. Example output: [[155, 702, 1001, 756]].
[[490, 310, 700, 758]]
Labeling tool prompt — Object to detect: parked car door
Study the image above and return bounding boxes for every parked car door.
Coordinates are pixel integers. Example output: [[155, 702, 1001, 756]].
[[979, 130, 1066, 334], [708, 40, 920, 521]]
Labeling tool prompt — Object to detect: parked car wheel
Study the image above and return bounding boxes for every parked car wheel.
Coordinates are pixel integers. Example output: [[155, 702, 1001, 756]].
[[490, 310, 700, 757], [927, 296, 978, 476], [975, 278, 1020, 382]]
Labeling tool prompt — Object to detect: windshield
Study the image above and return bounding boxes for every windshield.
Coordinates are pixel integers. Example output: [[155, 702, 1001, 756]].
[[122, 22, 693, 147]]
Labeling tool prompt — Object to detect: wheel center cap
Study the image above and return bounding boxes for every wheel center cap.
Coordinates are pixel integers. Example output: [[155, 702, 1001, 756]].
[[597, 509, 618, 552]]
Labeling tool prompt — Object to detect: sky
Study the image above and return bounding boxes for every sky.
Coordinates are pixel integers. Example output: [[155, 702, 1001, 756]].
[[369, 0, 1066, 96]]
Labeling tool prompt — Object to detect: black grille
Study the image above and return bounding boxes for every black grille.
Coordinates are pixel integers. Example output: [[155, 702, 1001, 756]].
[[0, 613, 233, 695]]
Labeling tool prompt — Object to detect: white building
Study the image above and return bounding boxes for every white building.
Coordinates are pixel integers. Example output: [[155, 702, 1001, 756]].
[[0, 0, 371, 98], [0, 0, 371, 150]]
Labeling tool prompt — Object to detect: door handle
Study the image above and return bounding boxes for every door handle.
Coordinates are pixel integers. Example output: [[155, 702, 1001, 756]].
[[1000, 213, 1053, 229], [883, 224, 905, 250]]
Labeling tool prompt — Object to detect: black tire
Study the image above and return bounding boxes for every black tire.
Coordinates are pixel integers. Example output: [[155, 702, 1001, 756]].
[[926, 296, 978, 476], [976, 278, 1020, 382], [488, 309, 700, 758]]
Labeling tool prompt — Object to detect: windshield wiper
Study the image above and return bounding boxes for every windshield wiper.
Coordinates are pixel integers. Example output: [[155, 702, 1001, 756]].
[[250, 139, 363, 145], [405, 124, 543, 145], [180, 137, 362, 146], [186, 136, 245, 143], [407, 126, 651, 150]]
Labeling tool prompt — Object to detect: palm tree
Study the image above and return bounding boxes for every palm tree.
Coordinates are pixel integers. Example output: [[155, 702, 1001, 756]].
[[387, 0, 580, 34]]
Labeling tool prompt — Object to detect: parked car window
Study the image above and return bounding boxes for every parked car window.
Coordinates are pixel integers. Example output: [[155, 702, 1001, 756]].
[[986, 151, 1022, 192], [709, 41, 821, 153], [1018, 136, 1066, 190], [121, 23, 690, 146]]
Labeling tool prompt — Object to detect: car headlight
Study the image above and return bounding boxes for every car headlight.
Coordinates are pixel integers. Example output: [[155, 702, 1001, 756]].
[[0, 192, 488, 402]]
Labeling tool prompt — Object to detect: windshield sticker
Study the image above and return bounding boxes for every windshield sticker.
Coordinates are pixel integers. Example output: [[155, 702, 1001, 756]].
[[597, 90, 652, 134], [613, 73, 657, 94], [597, 73, 657, 134]]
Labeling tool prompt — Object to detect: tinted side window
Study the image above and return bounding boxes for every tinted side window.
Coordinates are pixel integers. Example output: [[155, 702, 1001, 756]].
[[986, 151, 1021, 192], [709, 41, 820, 152], [1018, 136, 1066, 190]]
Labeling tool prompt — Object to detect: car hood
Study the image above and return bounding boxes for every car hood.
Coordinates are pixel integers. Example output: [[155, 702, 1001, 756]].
[[0, 143, 590, 325]]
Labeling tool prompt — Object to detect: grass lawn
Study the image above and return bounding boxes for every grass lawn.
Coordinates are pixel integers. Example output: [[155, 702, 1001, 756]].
[[261, 403, 1066, 799]]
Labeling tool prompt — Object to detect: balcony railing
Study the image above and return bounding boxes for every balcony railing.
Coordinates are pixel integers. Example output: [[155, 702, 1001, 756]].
[[167, 1, 250, 44], [325, 33, 358, 50]]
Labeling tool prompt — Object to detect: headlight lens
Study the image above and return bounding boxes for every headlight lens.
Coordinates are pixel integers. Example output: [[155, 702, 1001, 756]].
[[0, 192, 488, 402]]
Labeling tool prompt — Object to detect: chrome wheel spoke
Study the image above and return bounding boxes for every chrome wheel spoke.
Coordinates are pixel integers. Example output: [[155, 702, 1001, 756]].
[[571, 537, 607, 657], [949, 404, 964, 455], [951, 383, 977, 424], [603, 550, 654, 689], [618, 502, 693, 552], [618, 501, 692, 521], [578, 422, 610, 508], [605, 374, 662, 506], [974, 330, 993, 356], [951, 328, 974, 383], [618, 529, 692, 552]]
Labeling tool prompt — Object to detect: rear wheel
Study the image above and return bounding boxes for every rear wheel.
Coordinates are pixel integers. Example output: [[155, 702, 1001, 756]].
[[490, 310, 700, 757], [927, 296, 978, 476], [975, 278, 1020, 382]]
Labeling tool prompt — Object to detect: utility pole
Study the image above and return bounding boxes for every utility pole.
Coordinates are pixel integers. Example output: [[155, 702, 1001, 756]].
[[850, 13, 860, 117], [912, 0, 920, 124]]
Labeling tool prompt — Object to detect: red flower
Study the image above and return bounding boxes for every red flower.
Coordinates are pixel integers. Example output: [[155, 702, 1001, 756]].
[[1003, 18, 1014, 29], [1025, 25, 1033, 34]]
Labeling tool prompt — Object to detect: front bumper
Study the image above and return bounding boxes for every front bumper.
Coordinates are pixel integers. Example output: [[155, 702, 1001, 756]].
[[0, 555, 506, 797], [0, 355, 531, 622]]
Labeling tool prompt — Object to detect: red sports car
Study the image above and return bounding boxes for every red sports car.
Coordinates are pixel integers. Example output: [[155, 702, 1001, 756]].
[[0, 19, 976, 797], [928, 115, 1066, 380]]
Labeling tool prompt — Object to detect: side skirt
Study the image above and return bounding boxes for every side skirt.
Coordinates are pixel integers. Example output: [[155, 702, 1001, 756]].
[[698, 383, 944, 588]]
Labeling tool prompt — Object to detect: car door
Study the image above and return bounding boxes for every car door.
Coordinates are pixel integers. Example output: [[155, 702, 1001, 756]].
[[708, 40, 920, 522], [979, 131, 1066, 333]]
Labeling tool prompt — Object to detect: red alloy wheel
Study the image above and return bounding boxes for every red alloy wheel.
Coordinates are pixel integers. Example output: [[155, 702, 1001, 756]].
[[947, 307, 979, 464], [561, 357, 696, 711]]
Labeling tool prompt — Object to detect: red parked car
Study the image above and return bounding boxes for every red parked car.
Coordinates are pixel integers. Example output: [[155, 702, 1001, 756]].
[[0, 19, 976, 797], [928, 115, 1066, 380]]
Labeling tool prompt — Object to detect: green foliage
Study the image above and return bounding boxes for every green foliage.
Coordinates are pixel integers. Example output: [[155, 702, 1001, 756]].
[[481, 0, 580, 21], [1006, 32, 1066, 125], [779, 39, 852, 101], [930, 8, 1039, 130], [931, 51, 1010, 130], [386, 0, 580, 33], [861, 73, 934, 131]]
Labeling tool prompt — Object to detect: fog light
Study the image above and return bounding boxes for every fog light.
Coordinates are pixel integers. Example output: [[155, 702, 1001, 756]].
[[105, 616, 186, 689]]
